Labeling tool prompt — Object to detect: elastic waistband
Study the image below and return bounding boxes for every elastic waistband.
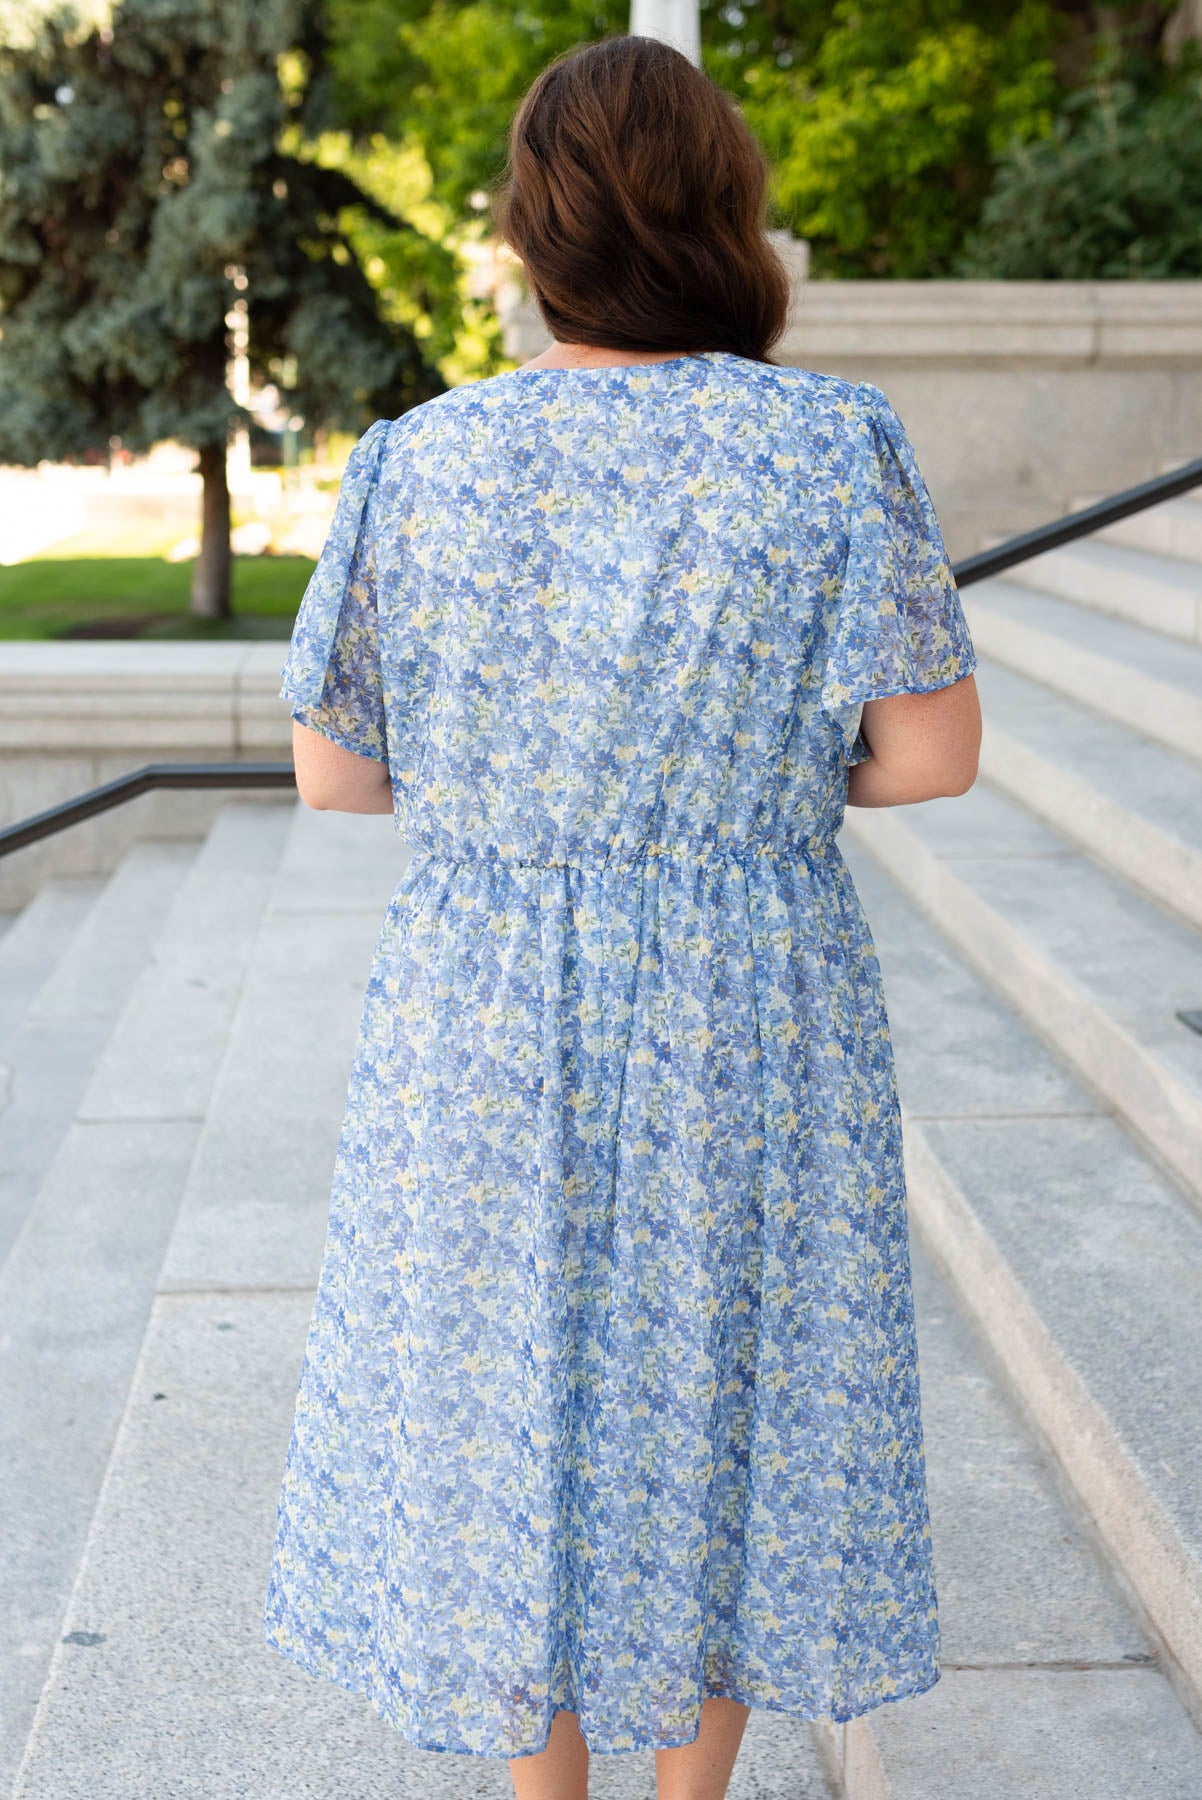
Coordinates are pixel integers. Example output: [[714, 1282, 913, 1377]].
[[405, 836, 836, 871]]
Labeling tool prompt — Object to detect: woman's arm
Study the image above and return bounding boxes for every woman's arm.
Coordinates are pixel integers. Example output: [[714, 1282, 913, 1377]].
[[846, 673, 981, 808], [291, 719, 394, 813]]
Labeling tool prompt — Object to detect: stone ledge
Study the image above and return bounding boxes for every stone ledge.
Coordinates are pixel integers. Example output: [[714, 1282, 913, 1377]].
[[501, 279, 1202, 367], [780, 279, 1202, 365], [0, 642, 291, 753]]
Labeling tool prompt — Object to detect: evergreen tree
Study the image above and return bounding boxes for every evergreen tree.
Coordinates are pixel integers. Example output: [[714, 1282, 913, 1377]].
[[0, 0, 443, 619]]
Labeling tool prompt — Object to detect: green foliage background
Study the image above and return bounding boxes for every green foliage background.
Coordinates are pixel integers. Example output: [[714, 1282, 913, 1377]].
[[735, 1, 1063, 277], [0, 0, 443, 470], [1, 20, 1197, 485], [957, 57, 1202, 278], [0, 1, 1197, 634], [3, 0, 1197, 435], [325, 0, 1200, 302]]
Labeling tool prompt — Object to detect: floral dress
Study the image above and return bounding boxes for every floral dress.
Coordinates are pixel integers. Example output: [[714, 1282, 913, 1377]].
[[261, 350, 978, 1759]]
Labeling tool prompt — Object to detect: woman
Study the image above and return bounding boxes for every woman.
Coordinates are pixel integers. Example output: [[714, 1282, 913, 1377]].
[[262, 32, 981, 1800]]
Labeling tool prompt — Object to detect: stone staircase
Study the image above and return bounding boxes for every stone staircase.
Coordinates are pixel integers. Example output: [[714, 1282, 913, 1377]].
[[2, 493, 1202, 1798], [827, 488, 1202, 1797]]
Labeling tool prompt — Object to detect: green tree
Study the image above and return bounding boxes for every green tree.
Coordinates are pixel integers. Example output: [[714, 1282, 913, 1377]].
[[718, 2, 1190, 276], [730, 2, 1063, 277], [0, 0, 444, 619], [299, 128, 504, 386], [956, 58, 1202, 277], [326, 0, 627, 216], [323, 1, 1195, 288]]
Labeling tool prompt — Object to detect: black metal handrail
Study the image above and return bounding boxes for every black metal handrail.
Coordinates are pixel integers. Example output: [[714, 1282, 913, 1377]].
[[954, 452, 1202, 587], [0, 761, 296, 858], [3, 448, 1202, 860]]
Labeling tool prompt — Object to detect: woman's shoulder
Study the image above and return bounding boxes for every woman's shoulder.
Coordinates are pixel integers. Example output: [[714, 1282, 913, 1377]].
[[712, 363, 889, 473], [369, 358, 880, 462], [754, 362, 871, 422], [378, 383, 477, 441]]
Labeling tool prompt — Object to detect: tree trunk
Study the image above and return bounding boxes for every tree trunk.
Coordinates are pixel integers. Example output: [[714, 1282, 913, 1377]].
[[191, 441, 232, 621]]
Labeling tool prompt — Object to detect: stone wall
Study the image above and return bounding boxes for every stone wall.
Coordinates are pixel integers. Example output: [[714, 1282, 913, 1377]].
[[0, 644, 292, 908]]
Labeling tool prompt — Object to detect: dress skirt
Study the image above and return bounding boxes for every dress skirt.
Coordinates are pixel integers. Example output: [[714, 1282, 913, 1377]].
[[262, 833, 940, 1757]]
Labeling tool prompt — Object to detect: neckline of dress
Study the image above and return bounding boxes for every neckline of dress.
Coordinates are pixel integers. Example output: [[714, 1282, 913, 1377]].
[[504, 349, 738, 379]]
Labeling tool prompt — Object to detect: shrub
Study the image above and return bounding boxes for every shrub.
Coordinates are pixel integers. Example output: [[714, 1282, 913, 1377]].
[[956, 65, 1202, 278]]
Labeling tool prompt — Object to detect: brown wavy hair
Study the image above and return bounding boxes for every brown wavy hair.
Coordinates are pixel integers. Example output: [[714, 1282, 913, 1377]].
[[492, 35, 790, 365]]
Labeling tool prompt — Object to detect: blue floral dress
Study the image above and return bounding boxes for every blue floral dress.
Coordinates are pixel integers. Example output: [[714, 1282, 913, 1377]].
[[262, 350, 978, 1759]]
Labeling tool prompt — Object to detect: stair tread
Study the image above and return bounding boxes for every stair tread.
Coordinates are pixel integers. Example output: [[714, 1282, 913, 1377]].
[[974, 657, 1202, 858], [0, 843, 199, 1271], [0, 877, 104, 1028], [77, 806, 294, 1124], [1085, 492, 1202, 563], [0, 801, 293, 1792], [965, 578, 1202, 697], [844, 839, 1202, 1584], [1009, 535, 1202, 595], [911, 1245, 1146, 1668], [867, 1667, 1202, 1800], [25, 841, 196, 1026], [161, 806, 410, 1294], [1079, 493, 1202, 520], [853, 777, 1202, 1114], [995, 535, 1202, 645]]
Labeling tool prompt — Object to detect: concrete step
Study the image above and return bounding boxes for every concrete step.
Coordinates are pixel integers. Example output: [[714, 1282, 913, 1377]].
[[961, 580, 1202, 764], [839, 838, 1202, 1738], [1080, 493, 1202, 565], [997, 539, 1202, 645], [0, 843, 197, 1269], [972, 658, 1202, 933], [0, 876, 103, 1031], [158, 805, 412, 1298], [819, 1245, 1202, 1799], [843, 779, 1202, 1206], [0, 875, 102, 1180], [0, 800, 293, 1794]]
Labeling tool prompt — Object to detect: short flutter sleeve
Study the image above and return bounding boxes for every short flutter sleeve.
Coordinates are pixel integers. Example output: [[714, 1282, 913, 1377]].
[[822, 382, 977, 766], [280, 417, 391, 762]]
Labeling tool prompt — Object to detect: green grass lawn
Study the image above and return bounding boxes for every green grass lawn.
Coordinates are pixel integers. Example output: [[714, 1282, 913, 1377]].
[[0, 554, 316, 640]]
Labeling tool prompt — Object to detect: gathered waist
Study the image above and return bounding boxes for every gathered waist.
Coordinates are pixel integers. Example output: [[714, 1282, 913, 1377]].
[[402, 832, 839, 872]]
